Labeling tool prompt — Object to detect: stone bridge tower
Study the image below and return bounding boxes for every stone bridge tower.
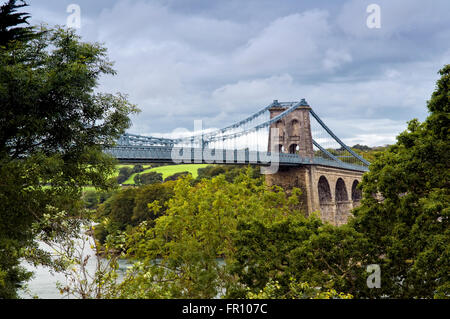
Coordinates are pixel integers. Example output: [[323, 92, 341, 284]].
[[265, 99, 364, 226], [268, 99, 314, 157]]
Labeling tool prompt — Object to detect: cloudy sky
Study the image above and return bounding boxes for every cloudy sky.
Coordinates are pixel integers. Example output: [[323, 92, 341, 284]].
[[25, 0, 450, 146]]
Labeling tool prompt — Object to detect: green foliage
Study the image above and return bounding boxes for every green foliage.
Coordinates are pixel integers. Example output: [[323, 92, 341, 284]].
[[0, 20, 137, 297], [94, 182, 175, 246], [289, 224, 372, 297], [164, 171, 191, 182], [352, 144, 372, 152], [131, 182, 175, 225], [113, 169, 304, 299], [0, 27, 138, 160], [196, 165, 227, 180], [246, 278, 352, 299], [195, 165, 262, 184], [83, 190, 99, 210], [0, 0, 38, 47], [118, 164, 145, 183], [131, 164, 144, 174], [352, 145, 389, 163], [229, 217, 371, 298], [352, 65, 450, 298], [82, 189, 116, 210], [134, 171, 163, 185], [0, 247, 32, 298], [229, 217, 320, 297], [121, 164, 205, 185], [97, 188, 138, 228], [117, 167, 133, 184]]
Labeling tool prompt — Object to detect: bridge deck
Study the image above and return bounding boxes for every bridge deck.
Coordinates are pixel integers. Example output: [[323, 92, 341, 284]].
[[105, 146, 368, 172]]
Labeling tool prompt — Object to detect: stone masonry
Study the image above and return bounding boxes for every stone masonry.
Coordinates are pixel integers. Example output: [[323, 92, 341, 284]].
[[265, 100, 364, 226]]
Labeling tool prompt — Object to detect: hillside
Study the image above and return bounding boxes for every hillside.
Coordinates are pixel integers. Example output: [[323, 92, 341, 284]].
[[122, 164, 210, 184]]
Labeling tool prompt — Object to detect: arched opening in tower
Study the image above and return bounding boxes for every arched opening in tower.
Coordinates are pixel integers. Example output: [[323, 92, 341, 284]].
[[335, 178, 350, 225], [318, 176, 333, 224], [275, 120, 284, 141], [289, 119, 300, 137], [288, 144, 299, 154], [351, 180, 362, 207]]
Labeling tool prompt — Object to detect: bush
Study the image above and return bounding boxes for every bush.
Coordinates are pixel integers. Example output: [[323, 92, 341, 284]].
[[83, 191, 99, 209], [164, 171, 191, 182], [131, 164, 144, 174], [134, 171, 163, 185], [195, 165, 262, 184], [117, 167, 133, 184], [94, 182, 176, 245], [131, 182, 175, 225]]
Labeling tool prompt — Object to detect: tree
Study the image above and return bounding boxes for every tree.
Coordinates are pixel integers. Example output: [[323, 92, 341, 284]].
[[164, 171, 191, 182], [0, 0, 37, 47], [229, 217, 371, 298], [0, 22, 138, 298], [131, 182, 174, 225], [352, 144, 372, 152], [131, 164, 144, 174], [97, 188, 138, 229], [196, 165, 227, 181], [246, 278, 352, 299], [133, 171, 162, 185], [351, 65, 450, 298], [195, 165, 261, 184], [117, 167, 133, 184], [93, 182, 175, 249], [114, 170, 304, 299], [0, 27, 137, 159], [83, 190, 99, 210]]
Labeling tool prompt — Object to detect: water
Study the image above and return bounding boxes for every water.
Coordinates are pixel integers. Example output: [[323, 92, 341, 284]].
[[18, 239, 226, 299], [18, 241, 131, 299]]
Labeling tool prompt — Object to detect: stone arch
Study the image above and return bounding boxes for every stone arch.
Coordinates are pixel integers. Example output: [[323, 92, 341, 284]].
[[318, 176, 333, 223], [335, 178, 348, 201], [288, 144, 299, 154], [335, 178, 350, 225], [351, 180, 362, 206], [289, 119, 301, 137], [318, 176, 332, 202], [275, 120, 284, 139]]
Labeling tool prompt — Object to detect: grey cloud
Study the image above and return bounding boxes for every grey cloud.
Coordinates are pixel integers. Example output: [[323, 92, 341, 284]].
[[24, 0, 450, 146]]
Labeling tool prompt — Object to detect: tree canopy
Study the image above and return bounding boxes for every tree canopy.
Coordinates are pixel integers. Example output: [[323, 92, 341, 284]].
[[351, 65, 450, 298], [0, 5, 138, 297], [112, 171, 303, 299], [0, 0, 37, 47], [229, 66, 449, 299]]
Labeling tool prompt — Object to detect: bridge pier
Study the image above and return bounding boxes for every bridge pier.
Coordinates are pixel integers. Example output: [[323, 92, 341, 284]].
[[265, 165, 363, 226], [265, 100, 365, 226]]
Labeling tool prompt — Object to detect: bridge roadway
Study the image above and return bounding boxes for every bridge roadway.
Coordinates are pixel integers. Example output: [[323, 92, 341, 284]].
[[105, 145, 369, 172]]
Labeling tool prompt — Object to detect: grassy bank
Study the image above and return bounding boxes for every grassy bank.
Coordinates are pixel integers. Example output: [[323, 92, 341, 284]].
[[122, 164, 209, 184]]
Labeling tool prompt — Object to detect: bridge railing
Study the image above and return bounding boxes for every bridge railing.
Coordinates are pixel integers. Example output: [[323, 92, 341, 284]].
[[105, 145, 368, 172]]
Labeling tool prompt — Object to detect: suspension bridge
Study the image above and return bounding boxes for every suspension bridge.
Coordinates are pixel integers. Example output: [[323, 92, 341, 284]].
[[106, 99, 369, 172], [105, 99, 371, 226]]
